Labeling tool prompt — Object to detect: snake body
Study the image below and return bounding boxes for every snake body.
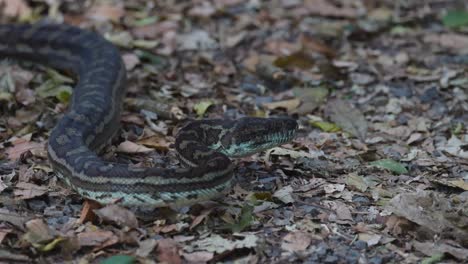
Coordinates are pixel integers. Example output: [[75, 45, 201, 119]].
[[0, 23, 297, 207]]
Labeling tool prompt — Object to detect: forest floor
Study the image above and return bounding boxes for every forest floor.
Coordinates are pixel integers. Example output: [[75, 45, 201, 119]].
[[0, 0, 467, 263]]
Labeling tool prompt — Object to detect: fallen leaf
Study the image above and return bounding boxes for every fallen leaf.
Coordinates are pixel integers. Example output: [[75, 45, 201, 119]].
[[266, 147, 323, 160], [295, 86, 329, 114], [122, 53, 140, 71], [274, 52, 315, 69], [77, 230, 117, 247], [188, 2, 216, 18], [100, 255, 136, 264], [222, 204, 254, 233], [442, 10, 468, 28], [305, 0, 361, 18], [370, 159, 408, 175], [190, 209, 212, 230], [324, 184, 345, 194], [23, 219, 54, 245], [262, 99, 301, 112], [184, 234, 257, 254], [346, 173, 369, 192], [0, 0, 31, 18], [273, 186, 295, 204], [156, 239, 181, 264], [14, 182, 47, 200], [137, 135, 171, 152], [358, 233, 381, 247], [386, 191, 466, 236], [136, 239, 157, 258], [117, 141, 153, 153], [182, 251, 214, 263], [0, 249, 30, 262], [424, 34, 468, 52], [177, 30, 218, 51], [309, 121, 341, 132], [194, 100, 214, 117], [94, 205, 139, 228], [6, 140, 44, 161], [413, 241, 468, 261], [281, 231, 312, 252], [0, 209, 27, 229], [0, 227, 13, 244], [78, 200, 101, 224], [86, 3, 125, 22], [438, 135, 468, 159], [325, 99, 368, 141]]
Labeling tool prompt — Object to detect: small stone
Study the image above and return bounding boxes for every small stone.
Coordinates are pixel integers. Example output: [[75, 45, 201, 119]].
[[354, 240, 368, 250], [369, 256, 383, 264]]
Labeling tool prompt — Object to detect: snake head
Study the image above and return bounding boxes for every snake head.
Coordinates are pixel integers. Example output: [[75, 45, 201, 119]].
[[220, 117, 298, 157]]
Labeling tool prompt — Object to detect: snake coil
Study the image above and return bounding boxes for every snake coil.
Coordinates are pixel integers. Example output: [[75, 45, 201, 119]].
[[0, 23, 297, 207]]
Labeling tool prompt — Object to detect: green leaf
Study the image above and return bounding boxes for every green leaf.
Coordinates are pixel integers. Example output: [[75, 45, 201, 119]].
[[36, 80, 72, 103], [370, 159, 408, 174], [223, 204, 254, 233], [194, 100, 214, 117], [100, 255, 136, 264], [133, 16, 158, 27], [274, 52, 315, 69], [421, 253, 445, 264], [45, 69, 74, 84], [442, 10, 468, 28], [56, 86, 73, 103], [134, 50, 167, 66], [37, 237, 65, 252], [309, 121, 341, 132]]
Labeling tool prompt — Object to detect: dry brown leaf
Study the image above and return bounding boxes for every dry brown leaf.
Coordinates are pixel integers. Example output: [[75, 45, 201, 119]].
[[262, 99, 301, 112], [182, 251, 214, 263], [0, 227, 13, 244], [301, 34, 336, 58], [386, 191, 464, 234], [358, 233, 382, 247], [15, 88, 35, 106], [188, 2, 216, 18], [0, 209, 27, 229], [281, 231, 312, 252], [305, 0, 361, 18], [86, 3, 125, 22], [384, 215, 415, 236], [136, 239, 157, 258], [77, 230, 117, 247], [424, 34, 468, 53], [122, 53, 140, 71], [0, 0, 31, 17], [265, 40, 301, 56], [24, 219, 54, 244], [325, 99, 368, 141], [413, 241, 468, 260], [156, 238, 182, 264], [78, 200, 101, 224], [14, 182, 47, 200], [132, 21, 178, 39], [137, 135, 171, 152], [121, 113, 145, 126], [6, 140, 44, 161], [117, 140, 153, 153], [190, 209, 213, 230], [94, 205, 139, 229]]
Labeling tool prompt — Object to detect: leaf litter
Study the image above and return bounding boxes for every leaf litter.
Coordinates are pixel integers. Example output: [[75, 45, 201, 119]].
[[0, 0, 467, 263]]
